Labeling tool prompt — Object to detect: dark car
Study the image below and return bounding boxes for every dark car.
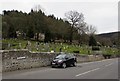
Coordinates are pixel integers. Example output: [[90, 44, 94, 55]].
[[51, 53, 77, 68]]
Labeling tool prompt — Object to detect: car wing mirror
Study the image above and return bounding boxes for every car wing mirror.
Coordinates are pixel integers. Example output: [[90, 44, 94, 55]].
[[65, 57, 68, 59]]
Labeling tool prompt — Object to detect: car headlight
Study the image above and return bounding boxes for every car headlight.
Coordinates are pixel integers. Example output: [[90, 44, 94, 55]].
[[58, 60, 63, 63]]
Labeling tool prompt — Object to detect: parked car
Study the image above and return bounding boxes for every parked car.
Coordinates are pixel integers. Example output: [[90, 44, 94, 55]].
[[51, 53, 77, 68]]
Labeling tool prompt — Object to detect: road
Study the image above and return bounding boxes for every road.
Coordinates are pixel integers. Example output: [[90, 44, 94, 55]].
[[2, 58, 119, 79]]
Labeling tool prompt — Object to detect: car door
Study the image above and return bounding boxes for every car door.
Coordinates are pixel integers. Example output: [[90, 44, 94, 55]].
[[65, 55, 71, 66], [69, 54, 76, 64]]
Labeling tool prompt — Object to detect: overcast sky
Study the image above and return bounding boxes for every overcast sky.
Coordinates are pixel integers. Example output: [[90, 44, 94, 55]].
[[0, 0, 119, 34]]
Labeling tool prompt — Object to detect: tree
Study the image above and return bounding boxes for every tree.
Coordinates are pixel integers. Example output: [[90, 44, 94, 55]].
[[86, 25, 97, 35], [44, 29, 51, 42], [26, 26, 34, 39], [65, 10, 84, 43], [32, 5, 45, 13], [89, 35, 97, 46]]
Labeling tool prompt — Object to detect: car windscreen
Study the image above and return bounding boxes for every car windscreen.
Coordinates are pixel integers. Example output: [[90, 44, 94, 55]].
[[55, 54, 66, 59]]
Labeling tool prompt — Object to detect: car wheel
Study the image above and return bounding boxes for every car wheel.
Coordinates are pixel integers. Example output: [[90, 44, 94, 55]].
[[62, 63, 67, 68], [73, 62, 77, 67]]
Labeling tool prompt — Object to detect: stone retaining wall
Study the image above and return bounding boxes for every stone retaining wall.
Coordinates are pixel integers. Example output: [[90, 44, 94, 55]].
[[1, 50, 104, 72]]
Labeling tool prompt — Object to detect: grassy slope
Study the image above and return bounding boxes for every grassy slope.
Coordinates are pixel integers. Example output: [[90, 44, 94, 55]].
[[2, 39, 119, 55]]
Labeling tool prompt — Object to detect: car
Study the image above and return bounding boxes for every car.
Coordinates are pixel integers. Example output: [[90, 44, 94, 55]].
[[51, 53, 77, 68]]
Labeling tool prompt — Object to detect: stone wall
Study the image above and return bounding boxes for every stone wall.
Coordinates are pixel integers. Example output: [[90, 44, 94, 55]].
[[1, 50, 104, 72], [0, 52, 2, 73], [75, 54, 104, 63]]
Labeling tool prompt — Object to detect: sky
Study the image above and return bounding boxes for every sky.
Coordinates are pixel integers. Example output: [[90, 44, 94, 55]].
[[0, 0, 119, 34]]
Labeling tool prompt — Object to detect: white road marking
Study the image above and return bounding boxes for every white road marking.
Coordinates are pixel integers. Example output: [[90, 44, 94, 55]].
[[105, 63, 113, 67], [75, 68, 100, 77]]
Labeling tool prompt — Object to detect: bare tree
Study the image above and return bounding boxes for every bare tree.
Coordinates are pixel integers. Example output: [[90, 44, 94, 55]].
[[77, 22, 88, 34], [65, 10, 84, 43], [32, 5, 46, 12], [86, 25, 97, 35]]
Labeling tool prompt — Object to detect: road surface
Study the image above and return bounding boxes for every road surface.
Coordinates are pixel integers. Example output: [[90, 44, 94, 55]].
[[2, 58, 119, 79]]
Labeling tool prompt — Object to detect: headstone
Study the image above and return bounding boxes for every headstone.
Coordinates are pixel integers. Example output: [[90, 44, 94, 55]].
[[59, 48, 62, 52], [45, 43, 49, 52], [19, 43, 21, 49], [27, 41, 31, 51], [8, 43, 11, 49], [36, 42, 39, 51]]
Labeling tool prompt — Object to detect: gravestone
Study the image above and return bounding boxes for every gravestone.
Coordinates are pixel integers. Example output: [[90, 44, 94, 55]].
[[19, 43, 21, 49], [36, 42, 39, 51], [8, 44, 11, 49]]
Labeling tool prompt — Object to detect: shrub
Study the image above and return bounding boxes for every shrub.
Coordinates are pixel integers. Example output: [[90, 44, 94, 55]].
[[92, 46, 100, 51]]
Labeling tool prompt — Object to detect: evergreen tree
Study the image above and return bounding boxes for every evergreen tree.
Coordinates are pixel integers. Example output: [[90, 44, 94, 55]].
[[89, 35, 97, 46]]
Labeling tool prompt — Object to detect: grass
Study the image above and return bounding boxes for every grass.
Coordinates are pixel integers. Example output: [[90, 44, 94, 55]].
[[101, 47, 119, 55], [2, 39, 119, 55]]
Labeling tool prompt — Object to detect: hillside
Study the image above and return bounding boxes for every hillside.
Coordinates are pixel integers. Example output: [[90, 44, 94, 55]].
[[95, 31, 120, 46], [97, 31, 119, 38]]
